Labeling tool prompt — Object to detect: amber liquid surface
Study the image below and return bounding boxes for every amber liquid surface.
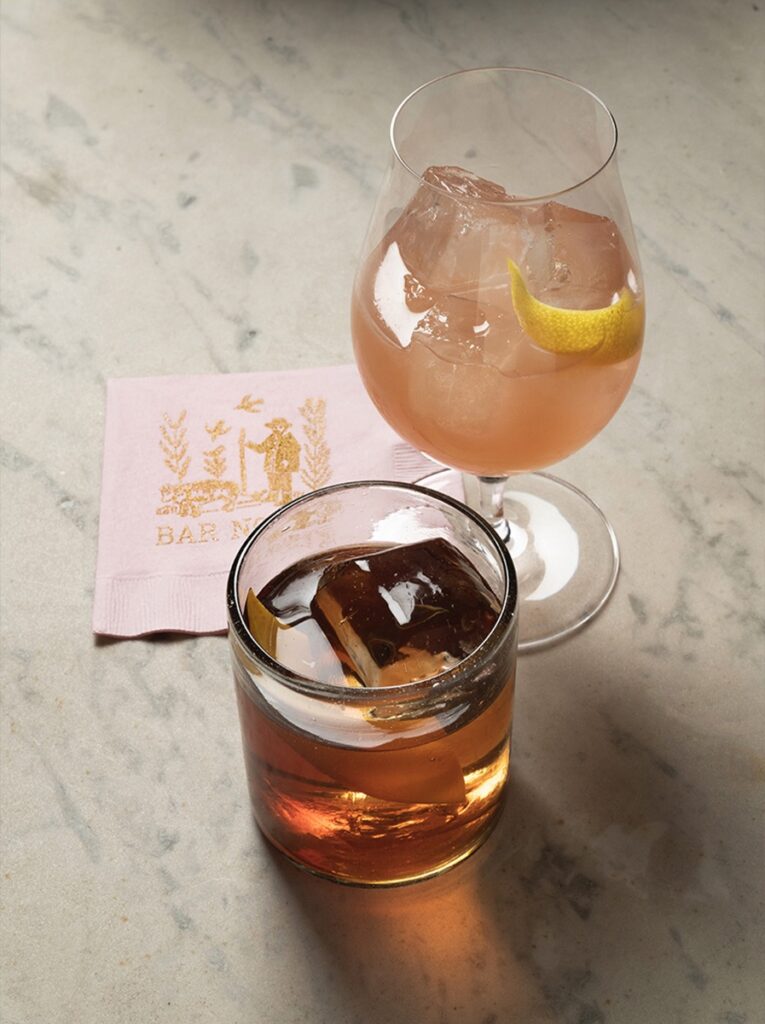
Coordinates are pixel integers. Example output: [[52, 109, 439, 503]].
[[235, 539, 515, 885], [352, 165, 644, 475]]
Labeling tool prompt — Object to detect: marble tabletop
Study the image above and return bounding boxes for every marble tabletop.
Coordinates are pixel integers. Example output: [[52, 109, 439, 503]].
[[1, 1, 763, 1022]]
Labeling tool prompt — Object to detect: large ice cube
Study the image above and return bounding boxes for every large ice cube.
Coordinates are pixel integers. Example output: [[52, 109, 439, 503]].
[[523, 201, 632, 309], [391, 165, 536, 294], [406, 326, 508, 439], [411, 293, 489, 364], [310, 538, 499, 687]]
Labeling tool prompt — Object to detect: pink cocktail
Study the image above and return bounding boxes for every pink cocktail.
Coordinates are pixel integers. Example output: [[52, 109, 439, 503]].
[[353, 166, 643, 476], [350, 70, 646, 650]]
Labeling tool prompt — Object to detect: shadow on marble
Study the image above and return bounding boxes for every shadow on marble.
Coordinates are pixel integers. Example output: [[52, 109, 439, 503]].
[[240, 653, 757, 1023]]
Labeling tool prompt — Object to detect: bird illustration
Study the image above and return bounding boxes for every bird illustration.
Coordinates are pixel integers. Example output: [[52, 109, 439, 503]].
[[236, 394, 264, 414], [205, 419, 231, 440]]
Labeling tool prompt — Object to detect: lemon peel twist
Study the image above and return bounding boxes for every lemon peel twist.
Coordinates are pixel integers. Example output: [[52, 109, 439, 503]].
[[507, 259, 643, 362]]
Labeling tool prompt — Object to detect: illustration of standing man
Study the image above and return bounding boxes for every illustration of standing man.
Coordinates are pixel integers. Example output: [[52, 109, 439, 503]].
[[251, 418, 301, 504]]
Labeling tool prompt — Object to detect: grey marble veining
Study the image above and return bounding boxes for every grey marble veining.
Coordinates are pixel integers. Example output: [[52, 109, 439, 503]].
[[1, 1, 764, 1022]]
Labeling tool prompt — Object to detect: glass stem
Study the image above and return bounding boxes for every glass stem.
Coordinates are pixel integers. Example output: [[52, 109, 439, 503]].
[[476, 476, 511, 543]]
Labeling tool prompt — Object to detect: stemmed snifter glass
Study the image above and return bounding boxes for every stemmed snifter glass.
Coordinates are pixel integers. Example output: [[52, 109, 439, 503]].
[[350, 68, 645, 651]]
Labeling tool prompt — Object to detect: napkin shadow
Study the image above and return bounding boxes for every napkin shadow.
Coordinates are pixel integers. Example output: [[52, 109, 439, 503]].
[[93, 630, 225, 647]]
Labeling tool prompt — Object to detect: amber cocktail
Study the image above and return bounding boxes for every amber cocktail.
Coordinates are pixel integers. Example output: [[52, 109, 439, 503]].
[[227, 482, 518, 886]]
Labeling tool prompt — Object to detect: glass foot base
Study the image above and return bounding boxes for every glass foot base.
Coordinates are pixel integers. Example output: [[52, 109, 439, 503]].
[[417, 469, 620, 652]]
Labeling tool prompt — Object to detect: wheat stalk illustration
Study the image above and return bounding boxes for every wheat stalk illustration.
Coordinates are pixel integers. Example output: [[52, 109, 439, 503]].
[[203, 444, 227, 480], [299, 398, 330, 491], [160, 410, 190, 482]]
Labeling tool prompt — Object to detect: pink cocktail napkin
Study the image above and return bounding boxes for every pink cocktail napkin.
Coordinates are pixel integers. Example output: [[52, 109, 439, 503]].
[[93, 365, 434, 636]]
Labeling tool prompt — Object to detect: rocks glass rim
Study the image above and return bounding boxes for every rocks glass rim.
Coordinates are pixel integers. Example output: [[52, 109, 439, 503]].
[[226, 479, 518, 702], [390, 66, 619, 206]]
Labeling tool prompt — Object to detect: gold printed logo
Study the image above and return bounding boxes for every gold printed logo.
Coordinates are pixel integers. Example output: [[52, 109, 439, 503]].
[[155, 396, 331, 521], [160, 410, 190, 482], [300, 399, 330, 491], [235, 394, 264, 414]]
